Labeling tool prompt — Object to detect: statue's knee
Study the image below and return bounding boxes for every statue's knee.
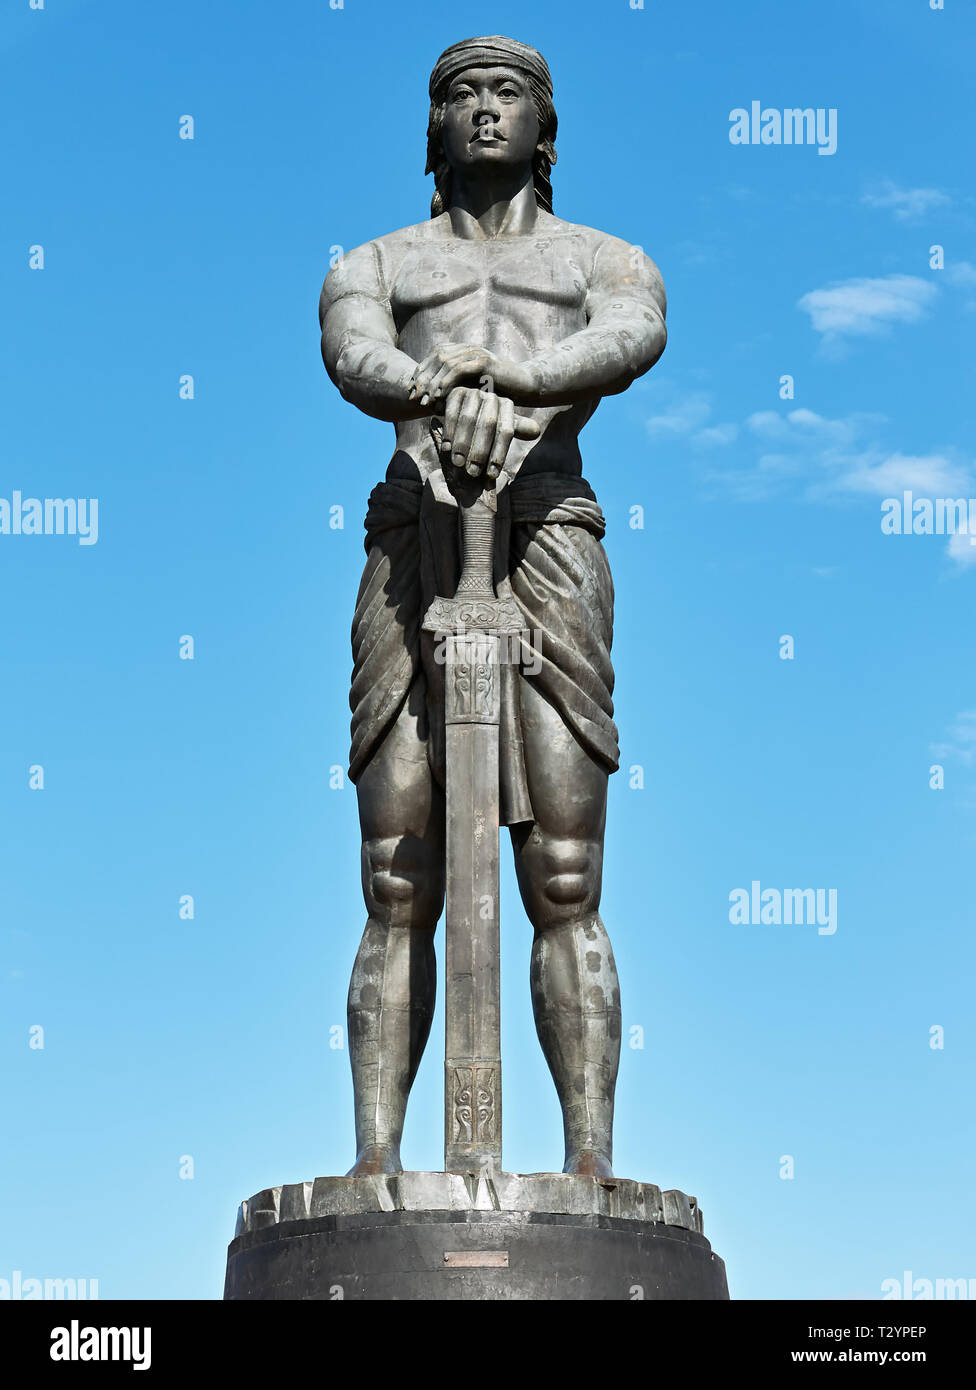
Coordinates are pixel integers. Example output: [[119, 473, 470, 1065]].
[[520, 833, 601, 929], [362, 835, 443, 927]]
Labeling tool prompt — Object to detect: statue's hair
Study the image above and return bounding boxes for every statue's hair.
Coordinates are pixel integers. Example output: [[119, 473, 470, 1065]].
[[425, 70, 557, 218]]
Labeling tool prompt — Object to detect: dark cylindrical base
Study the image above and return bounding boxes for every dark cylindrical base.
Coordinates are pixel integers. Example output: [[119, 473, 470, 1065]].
[[224, 1209, 729, 1301]]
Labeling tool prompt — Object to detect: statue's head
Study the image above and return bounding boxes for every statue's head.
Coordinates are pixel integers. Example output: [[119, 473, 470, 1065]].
[[425, 36, 558, 217]]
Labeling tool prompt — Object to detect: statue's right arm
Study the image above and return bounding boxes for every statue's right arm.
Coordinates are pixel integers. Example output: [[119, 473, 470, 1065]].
[[319, 242, 428, 424]]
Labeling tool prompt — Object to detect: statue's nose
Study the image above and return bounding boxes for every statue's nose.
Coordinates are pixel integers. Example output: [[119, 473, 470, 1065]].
[[473, 95, 500, 124]]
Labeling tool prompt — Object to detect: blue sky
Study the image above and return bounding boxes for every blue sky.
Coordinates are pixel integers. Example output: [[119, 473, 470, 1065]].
[[2, 0, 974, 1300]]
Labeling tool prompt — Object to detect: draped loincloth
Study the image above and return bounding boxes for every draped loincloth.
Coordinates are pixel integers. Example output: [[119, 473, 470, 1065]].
[[348, 468, 618, 826]]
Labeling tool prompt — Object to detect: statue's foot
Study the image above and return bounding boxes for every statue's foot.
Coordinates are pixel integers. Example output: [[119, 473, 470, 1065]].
[[563, 1149, 614, 1180], [346, 1145, 402, 1177]]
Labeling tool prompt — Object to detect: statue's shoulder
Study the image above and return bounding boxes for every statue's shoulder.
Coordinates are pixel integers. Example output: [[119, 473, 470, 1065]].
[[542, 213, 656, 265], [322, 217, 449, 304], [542, 213, 666, 310]]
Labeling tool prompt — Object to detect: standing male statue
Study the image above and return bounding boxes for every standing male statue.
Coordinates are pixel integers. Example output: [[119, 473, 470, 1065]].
[[320, 35, 667, 1181]]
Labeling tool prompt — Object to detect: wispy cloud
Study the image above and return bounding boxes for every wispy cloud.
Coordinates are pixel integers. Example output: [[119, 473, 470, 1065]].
[[945, 259, 976, 310], [947, 532, 976, 569], [862, 180, 951, 223], [702, 406, 976, 569], [746, 407, 876, 449], [932, 711, 976, 765], [946, 260, 976, 289], [798, 274, 938, 346], [645, 390, 738, 448], [695, 423, 740, 447], [649, 388, 975, 567], [744, 410, 971, 504], [832, 451, 971, 498], [646, 391, 712, 436]]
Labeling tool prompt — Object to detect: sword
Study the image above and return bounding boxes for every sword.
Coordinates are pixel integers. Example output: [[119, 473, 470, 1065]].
[[422, 389, 524, 1176]]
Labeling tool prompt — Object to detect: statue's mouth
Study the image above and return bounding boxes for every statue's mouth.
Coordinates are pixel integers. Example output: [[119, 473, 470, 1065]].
[[471, 127, 505, 143]]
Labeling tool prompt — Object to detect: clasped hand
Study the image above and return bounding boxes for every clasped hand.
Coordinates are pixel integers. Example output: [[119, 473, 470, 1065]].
[[407, 346, 538, 480], [427, 385, 540, 480], [408, 343, 532, 405]]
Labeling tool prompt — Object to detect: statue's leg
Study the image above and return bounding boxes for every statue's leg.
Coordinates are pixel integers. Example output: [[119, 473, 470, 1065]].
[[346, 687, 444, 1176], [511, 679, 620, 1180]]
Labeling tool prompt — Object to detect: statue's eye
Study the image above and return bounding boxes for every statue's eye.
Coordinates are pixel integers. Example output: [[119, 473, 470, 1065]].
[[499, 89, 519, 99], [452, 89, 473, 102]]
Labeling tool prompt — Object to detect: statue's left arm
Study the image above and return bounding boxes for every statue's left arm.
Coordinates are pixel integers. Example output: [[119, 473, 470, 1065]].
[[500, 237, 667, 406]]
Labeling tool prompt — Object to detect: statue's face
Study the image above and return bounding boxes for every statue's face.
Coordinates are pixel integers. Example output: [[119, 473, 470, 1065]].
[[440, 65, 541, 178]]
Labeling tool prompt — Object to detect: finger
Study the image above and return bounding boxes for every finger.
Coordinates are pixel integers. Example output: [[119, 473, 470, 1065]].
[[414, 351, 442, 378], [430, 345, 490, 401], [407, 351, 439, 400], [442, 388, 467, 453], [427, 360, 467, 403], [486, 396, 515, 479], [466, 392, 498, 473], [449, 390, 482, 470], [412, 366, 444, 402], [412, 346, 469, 400], [514, 413, 541, 441]]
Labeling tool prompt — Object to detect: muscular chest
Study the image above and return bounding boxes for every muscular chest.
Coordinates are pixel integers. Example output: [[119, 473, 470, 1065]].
[[391, 237, 589, 351]]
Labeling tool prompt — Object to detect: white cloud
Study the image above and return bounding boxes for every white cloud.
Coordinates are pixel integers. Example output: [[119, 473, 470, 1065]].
[[946, 260, 976, 289], [746, 408, 873, 447], [707, 448, 808, 502], [833, 451, 971, 498], [694, 423, 739, 447], [947, 532, 976, 569], [655, 384, 975, 570], [703, 405, 976, 568], [945, 260, 976, 311], [798, 274, 939, 343], [862, 180, 951, 223], [645, 390, 738, 448], [932, 711, 976, 764], [645, 391, 712, 436]]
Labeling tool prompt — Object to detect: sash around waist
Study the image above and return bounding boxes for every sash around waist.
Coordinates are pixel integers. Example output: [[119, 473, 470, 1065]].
[[362, 469, 607, 545]]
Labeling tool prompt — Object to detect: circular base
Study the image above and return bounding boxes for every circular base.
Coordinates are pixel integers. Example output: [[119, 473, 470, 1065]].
[[224, 1209, 729, 1301]]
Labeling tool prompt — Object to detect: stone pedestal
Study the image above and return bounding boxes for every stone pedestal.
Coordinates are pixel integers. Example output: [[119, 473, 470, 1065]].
[[223, 1172, 729, 1301]]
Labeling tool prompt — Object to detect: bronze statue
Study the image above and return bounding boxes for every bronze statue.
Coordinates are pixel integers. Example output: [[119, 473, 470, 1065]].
[[319, 35, 667, 1181]]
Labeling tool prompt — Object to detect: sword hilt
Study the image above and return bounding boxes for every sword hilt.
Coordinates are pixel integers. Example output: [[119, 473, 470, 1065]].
[[453, 475, 497, 598], [423, 378, 524, 637], [429, 398, 499, 599]]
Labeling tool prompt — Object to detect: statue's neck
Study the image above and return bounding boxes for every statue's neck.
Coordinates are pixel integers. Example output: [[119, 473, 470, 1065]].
[[447, 172, 538, 239]]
